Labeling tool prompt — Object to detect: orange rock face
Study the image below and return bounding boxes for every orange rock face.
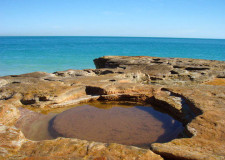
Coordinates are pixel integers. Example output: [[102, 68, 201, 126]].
[[204, 78, 225, 86]]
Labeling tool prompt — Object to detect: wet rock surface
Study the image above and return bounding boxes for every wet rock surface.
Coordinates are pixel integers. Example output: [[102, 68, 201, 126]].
[[0, 56, 225, 159]]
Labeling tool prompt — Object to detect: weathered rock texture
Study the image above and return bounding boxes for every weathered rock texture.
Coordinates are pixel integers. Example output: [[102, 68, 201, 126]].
[[0, 56, 225, 160]]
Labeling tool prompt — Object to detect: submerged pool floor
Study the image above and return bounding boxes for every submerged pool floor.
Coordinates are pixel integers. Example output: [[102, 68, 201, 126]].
[[16, 103, 183, 148]]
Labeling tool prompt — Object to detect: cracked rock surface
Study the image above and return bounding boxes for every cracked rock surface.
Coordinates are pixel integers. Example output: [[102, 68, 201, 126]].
[[0, 56, 225, 160]]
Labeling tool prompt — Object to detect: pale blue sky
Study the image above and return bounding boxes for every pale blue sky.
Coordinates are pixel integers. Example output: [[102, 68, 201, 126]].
[[0, 0, 225, 38]]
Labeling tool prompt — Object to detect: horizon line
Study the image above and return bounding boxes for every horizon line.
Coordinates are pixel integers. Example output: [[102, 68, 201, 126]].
[[0, 35, 225, 40]]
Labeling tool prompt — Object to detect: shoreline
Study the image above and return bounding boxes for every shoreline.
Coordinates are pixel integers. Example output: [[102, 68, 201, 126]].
[[1, 55, 225, 78]]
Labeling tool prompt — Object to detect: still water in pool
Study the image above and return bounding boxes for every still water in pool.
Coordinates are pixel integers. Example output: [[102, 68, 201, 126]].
[[16, 103, 183, 148]]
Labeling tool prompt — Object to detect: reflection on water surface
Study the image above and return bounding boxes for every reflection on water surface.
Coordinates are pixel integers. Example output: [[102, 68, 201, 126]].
[[16, 102, 183, 148]]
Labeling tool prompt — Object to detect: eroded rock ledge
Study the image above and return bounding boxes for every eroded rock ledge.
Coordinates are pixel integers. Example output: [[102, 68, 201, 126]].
[[0, 56, 225, 160]]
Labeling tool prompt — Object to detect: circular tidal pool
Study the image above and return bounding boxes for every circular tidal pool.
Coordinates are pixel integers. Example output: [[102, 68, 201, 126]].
[[16, 102, 183, 148]]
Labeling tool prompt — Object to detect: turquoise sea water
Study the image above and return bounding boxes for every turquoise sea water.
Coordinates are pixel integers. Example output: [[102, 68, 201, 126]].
[[0, 36, 225, 76]]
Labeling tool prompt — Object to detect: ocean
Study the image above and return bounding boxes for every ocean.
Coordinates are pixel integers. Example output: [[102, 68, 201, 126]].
[[0, 36, 225, 76]]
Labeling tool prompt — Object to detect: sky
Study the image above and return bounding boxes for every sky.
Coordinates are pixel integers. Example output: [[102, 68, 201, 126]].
[[0, 0, 225, 38]]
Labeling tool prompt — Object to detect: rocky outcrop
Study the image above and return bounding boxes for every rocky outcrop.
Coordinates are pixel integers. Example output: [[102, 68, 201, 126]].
[[94, 56, 225, 85], [0, 56, 225, 159]]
